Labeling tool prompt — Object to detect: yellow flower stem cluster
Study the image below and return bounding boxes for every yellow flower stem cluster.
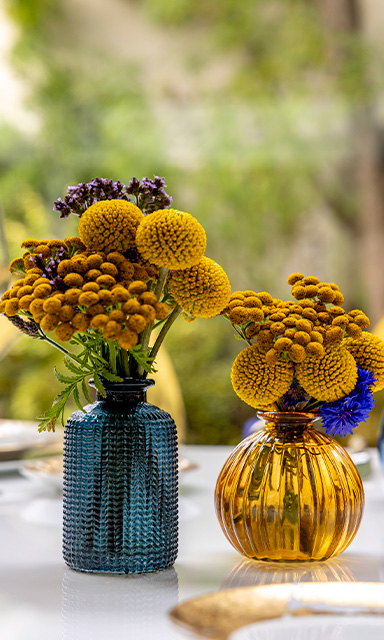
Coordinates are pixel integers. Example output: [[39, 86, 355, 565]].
[[0, 247, 169, 353], [223, 274, 370, 365], [227, 272, 384, 408], [2, 198, 231, 382]]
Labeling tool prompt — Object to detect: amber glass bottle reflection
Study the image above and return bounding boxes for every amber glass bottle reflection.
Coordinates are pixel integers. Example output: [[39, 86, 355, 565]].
[[215, 412, 364, 562]]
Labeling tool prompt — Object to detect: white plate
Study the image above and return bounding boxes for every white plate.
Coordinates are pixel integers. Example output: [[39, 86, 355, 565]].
[[231, 615, 384, 640], [20, 457, 63, 491], [0, 419, 63, 465], [0, 459, 27, 474]]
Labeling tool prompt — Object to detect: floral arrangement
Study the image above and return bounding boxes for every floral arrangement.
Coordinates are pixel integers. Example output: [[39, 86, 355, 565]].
[[222, 272, 384, 437], [1, 176, 231, 430]]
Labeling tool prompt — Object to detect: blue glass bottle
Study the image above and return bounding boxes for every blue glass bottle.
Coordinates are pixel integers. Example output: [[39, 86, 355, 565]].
[[62, 378, 178, 573]]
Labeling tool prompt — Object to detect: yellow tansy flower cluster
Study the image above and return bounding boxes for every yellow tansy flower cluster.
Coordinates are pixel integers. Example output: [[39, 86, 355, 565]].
[[0, 243, 169, 347], [227, 271, 384, 408]]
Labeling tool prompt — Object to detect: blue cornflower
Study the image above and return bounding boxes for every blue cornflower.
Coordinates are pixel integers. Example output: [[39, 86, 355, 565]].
[[319, 367, 376, 437]]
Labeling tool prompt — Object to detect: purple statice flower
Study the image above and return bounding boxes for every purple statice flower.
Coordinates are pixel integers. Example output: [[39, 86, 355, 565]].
[[53, 178, 130, 218], [6, 315, 40, 339], [278, 380, 317, 412], [281, 383, 311, 409], [126, 175, 172, 214], [319, 367, 376, 438], [29, 246, 69, 291], [53, 176, 172, 218]]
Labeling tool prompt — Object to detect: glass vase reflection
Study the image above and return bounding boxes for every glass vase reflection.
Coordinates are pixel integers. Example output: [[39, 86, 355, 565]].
[[62, 566, 179, 640], [63, 378, 178, 574]]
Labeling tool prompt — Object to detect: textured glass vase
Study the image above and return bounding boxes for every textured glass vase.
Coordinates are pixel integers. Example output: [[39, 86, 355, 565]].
[[63, 378, 178, 574], [215, 411, 364, 562]]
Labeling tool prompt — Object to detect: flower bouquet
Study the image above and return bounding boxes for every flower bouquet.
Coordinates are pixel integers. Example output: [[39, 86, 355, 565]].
[[223, 271, 384, 436], [215, 272, 384, 562], [0, 175, 231, 573], [1, 176, 231, 431]]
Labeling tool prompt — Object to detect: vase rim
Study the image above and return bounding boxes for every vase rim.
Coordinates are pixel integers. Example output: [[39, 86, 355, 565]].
[[256, 410, 320, 426], [89, 377, 155, 393]]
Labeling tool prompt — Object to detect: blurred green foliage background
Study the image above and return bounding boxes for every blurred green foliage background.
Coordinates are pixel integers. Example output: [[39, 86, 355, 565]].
[[1, 0, 384, 444]]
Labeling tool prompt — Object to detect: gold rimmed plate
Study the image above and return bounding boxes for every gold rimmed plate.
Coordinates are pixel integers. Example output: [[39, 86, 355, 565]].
[[169, 582, 384, 640]]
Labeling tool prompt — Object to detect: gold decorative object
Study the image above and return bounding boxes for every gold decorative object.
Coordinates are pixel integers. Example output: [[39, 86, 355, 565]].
[[169, 582, 384, 640], [215, 411, 364, 562]]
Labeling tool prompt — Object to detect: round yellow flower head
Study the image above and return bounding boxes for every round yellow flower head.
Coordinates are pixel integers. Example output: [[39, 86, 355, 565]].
[[168, 256, 231, 318], [295, 344, 358, 402], [135, 209, 206, 269], [231, 345, 294, 408], [344, 332, 384, 391], [78, 200, 144, 253]]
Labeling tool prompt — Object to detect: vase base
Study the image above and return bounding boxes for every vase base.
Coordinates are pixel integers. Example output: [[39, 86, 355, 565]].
[[64, 561, 176, 575], [239, 554, 336, 563]]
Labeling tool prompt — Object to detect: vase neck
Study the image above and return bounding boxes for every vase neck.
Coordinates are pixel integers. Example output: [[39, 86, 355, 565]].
[[90, 378, 155, 407], [256, 411, 319, 432]]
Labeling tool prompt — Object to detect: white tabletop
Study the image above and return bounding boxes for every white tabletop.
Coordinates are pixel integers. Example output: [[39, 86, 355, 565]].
[[0, 445, 384, 640]]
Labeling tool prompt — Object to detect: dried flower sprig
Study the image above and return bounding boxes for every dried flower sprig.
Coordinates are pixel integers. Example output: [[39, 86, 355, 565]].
[[53, 176, 172, 218]]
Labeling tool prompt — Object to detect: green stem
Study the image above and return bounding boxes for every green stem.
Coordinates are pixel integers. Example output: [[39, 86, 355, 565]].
[[154, 266, 169, 300], [108, 342, 118, 375], [137, 266, 169, 377], [121, 348, 130, 378], [38, 330, 82, 364], [149, 304, 182, 362]]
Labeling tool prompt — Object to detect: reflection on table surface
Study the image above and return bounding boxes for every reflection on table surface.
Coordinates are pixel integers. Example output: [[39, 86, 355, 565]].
[[0, 445, 383, 640]]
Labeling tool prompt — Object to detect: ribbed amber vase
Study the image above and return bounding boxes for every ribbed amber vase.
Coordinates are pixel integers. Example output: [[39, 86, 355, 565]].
[[215, 412, 364, 562]]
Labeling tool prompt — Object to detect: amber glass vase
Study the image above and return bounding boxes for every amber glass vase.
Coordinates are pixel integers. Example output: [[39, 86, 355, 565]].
[[215, 412, 364, 562]]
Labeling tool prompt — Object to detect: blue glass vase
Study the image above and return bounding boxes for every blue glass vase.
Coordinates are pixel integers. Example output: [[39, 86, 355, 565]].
[[62, 378, 178, 574]]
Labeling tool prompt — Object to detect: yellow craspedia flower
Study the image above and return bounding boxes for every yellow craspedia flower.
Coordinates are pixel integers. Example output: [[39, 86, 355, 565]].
[[295, 345, 357, 402], [135, 208, 206, 269], [344, 332, 384, 391], [78, 200, 144, 253], [168, 256, 231, 318], [231, 345, 294, 409]]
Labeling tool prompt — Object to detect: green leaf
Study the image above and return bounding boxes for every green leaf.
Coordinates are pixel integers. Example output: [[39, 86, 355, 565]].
[[93, 371, 106, 397], [100, 369, 124, 383], [82, 378, 92, 404], [63, 357, 84, 375], [54, 368, 78, 385], [73, 385, 85, 412]]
